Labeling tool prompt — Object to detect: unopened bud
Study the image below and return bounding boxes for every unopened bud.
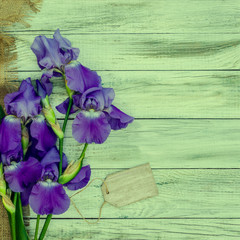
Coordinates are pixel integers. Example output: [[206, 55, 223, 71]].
[[21, 125, 29, 155], [42, 106, 56, 125], [0, 164, 6, 196], [58, 154, 84, 185], [1, 194, 15, 214], [50, 121, 64, 139]]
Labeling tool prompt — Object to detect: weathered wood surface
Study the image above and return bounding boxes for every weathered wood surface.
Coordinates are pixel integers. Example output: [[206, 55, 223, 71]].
[[6, 0, 240, 34], [12, 71, 240, 119], [27, 219, 240, 240], [62, 119, 240, 168], [5, 0, 240, 238], [29, 169, 240, 219], [13, 33, 240, 71]]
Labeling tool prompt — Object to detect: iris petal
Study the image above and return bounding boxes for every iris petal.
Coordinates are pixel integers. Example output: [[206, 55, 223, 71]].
[[4, 78, 41, 120], [0, 116, 21, 154], [4, 157, 42, 192], [30, 115, 57, 152], [29, 181, 70, 215], [72, 111, 111, 144], [56, 97, 79, 115], [65, 61, 102, 93], [104, 105, 134, 130], [65, 165, 91, 191]]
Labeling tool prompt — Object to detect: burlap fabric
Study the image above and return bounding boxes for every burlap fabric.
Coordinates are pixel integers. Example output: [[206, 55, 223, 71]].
[[0, 0, 41, 239]]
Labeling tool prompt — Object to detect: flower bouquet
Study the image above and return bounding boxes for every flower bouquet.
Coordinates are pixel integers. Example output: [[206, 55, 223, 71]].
[[0, 30, 133, 240]]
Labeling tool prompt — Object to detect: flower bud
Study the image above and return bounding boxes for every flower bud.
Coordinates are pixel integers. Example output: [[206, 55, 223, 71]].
[[58, 154, 84, 185], [42, 105, 56, 125], [21, 125, 29, 155], [49, 121, 64, 139], [0, 164, 6, 196], [37, 79, 64, 139], [1, 194, 15, 214]]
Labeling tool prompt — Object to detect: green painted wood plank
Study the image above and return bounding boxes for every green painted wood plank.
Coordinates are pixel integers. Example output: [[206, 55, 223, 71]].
[[58, 119, 240, 168], [13, 33, 240, 71], [27, 219, 240, 240], [29, 169, 240, 219], [13, 71, 240, 119], [8, 0, 240, 34]]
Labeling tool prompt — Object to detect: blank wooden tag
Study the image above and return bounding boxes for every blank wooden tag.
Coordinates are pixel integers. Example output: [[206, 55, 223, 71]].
[[101, 163, 158, 207]]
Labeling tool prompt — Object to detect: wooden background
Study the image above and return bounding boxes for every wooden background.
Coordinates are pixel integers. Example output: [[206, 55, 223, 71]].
[[6, 0, 240, 239]]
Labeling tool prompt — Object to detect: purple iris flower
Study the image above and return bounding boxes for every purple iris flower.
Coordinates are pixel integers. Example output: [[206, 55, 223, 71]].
[[4, 78, 41, 122], [3, 78, 56, 160], [57, 86, 134, 144], [26, 147, 91, 215], [31, 29, 79, 73], [4, 157, 42, 193], [0, 116, 22, 165], [29, 147, 69, 215]]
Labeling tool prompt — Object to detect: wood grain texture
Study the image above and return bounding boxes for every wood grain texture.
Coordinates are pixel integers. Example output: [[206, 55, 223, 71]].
[[27, 219, 240, 240], [61, 119, 240, 168], [29, 169, 240, 219], [6, 0, 240, 238], [13, 33, 240, 71], [11, 71, 240, 119], [7, 0, 240, 34]]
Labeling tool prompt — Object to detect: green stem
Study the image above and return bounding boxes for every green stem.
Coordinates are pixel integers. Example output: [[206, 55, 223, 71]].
[[80, 143, 88, 167], [59, 97, 73, 176], [39, 96, 73, 240], [9, 193, 18, 240], [38, 214, 52, 240], [34, 215, 40, 240]]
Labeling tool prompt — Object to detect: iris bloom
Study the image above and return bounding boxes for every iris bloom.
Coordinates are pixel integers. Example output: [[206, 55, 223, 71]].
[[56, 62, 134, 144], [1, 78, 56, 163], [31, 29, 79, 76], [4, 146, 91, 214]]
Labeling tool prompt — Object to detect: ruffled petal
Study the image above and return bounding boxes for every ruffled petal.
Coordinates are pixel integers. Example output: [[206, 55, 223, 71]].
[[4, 78, 41, 120], [40, 147, 60, 167], [30, 115, 57, 152], [65, 165, 91, 191], [4, 157, 42, 192], [56, 97, 79, 115], [31, 35, 62, 69], [102, 88, 115, 108], [79, 87, 104, 111], [79, 87, 115, 111], [65, 61, 102, 93], [29, 181, 70, 215], [72, 111, 111, 144], [104, 105, 134, 130], [0, 116, 21, 154], [53, 29, 79, 63]]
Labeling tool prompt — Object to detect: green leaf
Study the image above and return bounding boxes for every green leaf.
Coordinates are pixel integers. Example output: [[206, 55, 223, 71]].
[[15, 193, 30, 240], [0, 105, 5, 121]]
